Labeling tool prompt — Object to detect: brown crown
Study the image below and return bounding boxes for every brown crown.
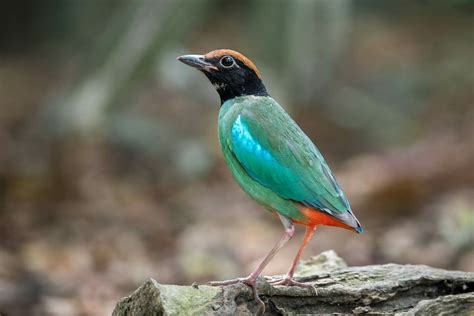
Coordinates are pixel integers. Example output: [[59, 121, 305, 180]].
[[204, 49, 262, 79]]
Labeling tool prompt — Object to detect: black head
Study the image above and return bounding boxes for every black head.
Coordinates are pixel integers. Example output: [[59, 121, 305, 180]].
[[177, 49, 268, 104]]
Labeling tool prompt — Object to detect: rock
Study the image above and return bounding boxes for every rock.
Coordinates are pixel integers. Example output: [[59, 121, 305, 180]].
[[295, 249, 348, 277], [402, 292, 474, 315], [113, 251, 474, 315]]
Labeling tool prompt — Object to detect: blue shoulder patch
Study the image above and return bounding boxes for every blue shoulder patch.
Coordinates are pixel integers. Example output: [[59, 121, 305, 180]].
[[231, 115, 273, 162]]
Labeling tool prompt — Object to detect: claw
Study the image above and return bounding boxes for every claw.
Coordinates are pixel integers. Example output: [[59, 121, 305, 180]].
[[208, 276, 265, 313], [268, 276, 314, 289], [207, 277, 246, 286]]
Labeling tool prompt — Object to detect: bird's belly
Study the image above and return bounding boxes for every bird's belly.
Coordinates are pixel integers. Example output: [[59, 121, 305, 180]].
[[219, 140, 304, 221], [217, 103, 305, 222]]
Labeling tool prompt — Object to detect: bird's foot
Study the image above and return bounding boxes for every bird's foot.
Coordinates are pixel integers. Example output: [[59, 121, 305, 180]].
[[208, 275, 258, 295], [267, 276, 313, 289], [207, 276, 254, 286], [208, 276, 265, 312]]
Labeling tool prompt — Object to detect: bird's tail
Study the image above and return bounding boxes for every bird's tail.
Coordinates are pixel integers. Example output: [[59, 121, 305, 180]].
[[344, 208, 363, 234], [322, 207, 363, 234], [298, 207, 363, 233]]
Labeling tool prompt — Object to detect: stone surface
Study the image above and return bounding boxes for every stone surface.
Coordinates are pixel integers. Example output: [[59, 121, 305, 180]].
[[113, 251, 474, 315]]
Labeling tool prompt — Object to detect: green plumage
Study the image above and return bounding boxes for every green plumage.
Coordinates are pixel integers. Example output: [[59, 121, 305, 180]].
[[178, 50, 362, 294], [218, 95, 360, 229]]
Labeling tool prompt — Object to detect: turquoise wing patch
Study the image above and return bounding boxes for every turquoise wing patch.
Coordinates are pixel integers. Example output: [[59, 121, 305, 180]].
[[229, 113, 350, 216]]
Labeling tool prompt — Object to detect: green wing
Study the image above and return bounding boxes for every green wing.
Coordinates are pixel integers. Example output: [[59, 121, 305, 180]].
[[227, 97, 359, 228]]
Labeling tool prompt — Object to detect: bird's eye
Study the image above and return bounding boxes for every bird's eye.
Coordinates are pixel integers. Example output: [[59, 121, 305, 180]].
[[220, 56, 235, 68]]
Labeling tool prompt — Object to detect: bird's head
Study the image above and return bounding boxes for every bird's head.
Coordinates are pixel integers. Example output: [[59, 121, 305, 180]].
[[177, 49, 268, 104]]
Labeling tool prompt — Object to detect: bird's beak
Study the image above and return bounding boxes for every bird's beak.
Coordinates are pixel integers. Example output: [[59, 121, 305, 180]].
[[177, 54, 218, 72]]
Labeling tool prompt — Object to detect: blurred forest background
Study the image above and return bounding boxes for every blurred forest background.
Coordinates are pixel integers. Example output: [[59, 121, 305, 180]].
[[1, 0, 473, 315]]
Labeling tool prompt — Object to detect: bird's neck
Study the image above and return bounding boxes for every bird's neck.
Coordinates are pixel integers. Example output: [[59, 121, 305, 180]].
[[209, 77, 268, 105]]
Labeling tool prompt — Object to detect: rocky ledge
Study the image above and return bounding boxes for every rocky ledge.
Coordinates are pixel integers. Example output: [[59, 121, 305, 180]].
[[113, 250, 474, 315]]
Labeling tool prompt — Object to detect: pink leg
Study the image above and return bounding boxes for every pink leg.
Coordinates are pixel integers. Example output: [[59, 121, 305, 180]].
[[208, 214, 295, 302], [268, 225, 315, 287]]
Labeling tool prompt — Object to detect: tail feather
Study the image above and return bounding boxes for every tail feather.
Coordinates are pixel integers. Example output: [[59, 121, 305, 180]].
[[298, 206, 363, 233]]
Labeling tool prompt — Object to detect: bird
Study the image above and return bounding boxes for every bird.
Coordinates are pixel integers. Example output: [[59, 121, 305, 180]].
[[177, 49, 362, 301]]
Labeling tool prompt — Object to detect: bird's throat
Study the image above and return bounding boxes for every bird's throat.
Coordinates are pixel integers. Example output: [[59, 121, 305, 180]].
[[205, 74, 268, 105]]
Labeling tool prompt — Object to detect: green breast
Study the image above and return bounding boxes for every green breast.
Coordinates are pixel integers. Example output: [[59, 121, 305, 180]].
[[217, 96, 304, 221]]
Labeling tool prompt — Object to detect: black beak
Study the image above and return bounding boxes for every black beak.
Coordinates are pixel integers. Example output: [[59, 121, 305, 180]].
[[177, 54, 218, 72]]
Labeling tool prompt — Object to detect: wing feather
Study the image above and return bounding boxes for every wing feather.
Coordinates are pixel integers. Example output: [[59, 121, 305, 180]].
[[227, 98, 359, 228]]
